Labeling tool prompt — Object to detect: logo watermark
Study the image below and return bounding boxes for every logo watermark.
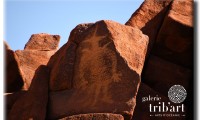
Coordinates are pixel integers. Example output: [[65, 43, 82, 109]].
[[142, 85, 187, 118], [168, 85, 187, 103]]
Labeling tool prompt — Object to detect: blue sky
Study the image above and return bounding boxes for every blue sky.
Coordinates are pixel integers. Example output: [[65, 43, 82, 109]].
[[5, 0, 143, 50]]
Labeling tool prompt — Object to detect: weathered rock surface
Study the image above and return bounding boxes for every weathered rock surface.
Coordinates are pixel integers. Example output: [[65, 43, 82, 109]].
[[24, 33, 60, 50], [59, 113, 124, 120], [47, 20, 148, 119], [15, 50, 55, 90], [48, 24, 93, 91], [5, 42, 23, 92], [152, 0, 193, 68], [8, 65, 49, 120], [142, 55, 192, 97], [126, 0, 172, 54], [47, 42, 77, 91]]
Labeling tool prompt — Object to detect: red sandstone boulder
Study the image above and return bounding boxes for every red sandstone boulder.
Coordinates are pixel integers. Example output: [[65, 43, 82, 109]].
[[24, 33, 60, 50], [8, 65, 49, 120], [152, 0, 193, 68], [59, 113, 124, 120], [15, 50, 55, 90], [47, 20, 148, 119], [126, 0, 172, 54], [4, 42, 23, 92]]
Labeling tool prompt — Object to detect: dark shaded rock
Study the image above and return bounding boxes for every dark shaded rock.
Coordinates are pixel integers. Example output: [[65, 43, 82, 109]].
[[4, 91, 26, 119], [8, 65, 49, 120], [5, 91, 26, 110], [48, 24, 93, 91], [142, 55, 192, 97], [47, 42, 77, 91], [4, 41, 23, 92], [152, 0, 193, 68]]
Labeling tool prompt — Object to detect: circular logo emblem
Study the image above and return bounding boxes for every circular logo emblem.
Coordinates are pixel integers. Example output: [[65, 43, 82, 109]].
[[168, 85, 187, 103]]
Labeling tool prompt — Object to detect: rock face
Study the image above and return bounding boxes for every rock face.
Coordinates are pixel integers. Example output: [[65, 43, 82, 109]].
[[5, 42, 23, 92], [137, 1, 193, 116], [152, 0, 193, 68], [47, 42, 77, 91], [47, 20, 148, 119], [125, 0, 193, 119], [142, 55, 192, 97], [5, 91, 26, 118], [15, 50, 55, 90], [8, 66, 49, 120], [132, 83, 167, 120], [48, 21, 148, 92], [5, 91, 26, 111], [126, 0, 172, 54], [12, 33, 60, 90], [126, 0, 193, 67], [24, 33, 60, 50], [48, 24, 93, 91], [59, 113, 124, 120]]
